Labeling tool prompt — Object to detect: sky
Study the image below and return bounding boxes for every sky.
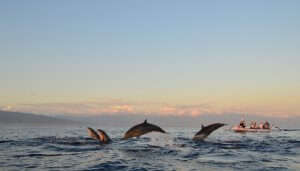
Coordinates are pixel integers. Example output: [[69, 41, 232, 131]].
[[0, 1, 300, 117]]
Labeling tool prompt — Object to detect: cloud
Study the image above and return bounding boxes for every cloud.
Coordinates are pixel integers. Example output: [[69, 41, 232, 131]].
[[1, 100, 138, 116], [160, 104, 214, 116], [2, 99, 299, 117], [111, 105, 134, 113], [1, 105, 12, 111], [2, 99, 214, 116]]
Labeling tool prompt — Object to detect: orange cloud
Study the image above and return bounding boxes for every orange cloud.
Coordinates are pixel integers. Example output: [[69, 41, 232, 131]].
[[110, 105, 134, 113], [160, 104, 213, 116], [1, 105, 12, 111]]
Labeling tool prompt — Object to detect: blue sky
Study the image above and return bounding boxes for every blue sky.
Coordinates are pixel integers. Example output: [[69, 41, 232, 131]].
[[1, 1, 300, 117]]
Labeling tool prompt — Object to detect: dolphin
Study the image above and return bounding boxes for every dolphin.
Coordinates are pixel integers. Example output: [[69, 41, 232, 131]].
[[123, 120, 166, 139], [97, 129, 111, 144], [87, 127, 111, 144], [87, 127, 101, 141], [192, 123, 226, 141]]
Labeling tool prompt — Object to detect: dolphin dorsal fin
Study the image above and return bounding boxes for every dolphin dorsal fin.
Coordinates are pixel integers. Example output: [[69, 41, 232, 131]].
[[144, 119, 147, 124], [201, 124, 205, 129]]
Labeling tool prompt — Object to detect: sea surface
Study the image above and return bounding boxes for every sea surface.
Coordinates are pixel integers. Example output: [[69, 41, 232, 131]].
[[1, 126, 300, 171]]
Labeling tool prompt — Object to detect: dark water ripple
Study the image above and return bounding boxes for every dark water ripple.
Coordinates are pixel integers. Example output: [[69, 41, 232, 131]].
[[0, 127, 300, 170]]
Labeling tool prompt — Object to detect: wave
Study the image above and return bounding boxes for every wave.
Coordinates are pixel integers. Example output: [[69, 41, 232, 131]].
[[1, 128, 300, 170]]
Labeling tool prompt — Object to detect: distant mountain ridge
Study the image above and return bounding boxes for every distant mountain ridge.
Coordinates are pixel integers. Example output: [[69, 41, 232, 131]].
[[0, 110, 82, 126]]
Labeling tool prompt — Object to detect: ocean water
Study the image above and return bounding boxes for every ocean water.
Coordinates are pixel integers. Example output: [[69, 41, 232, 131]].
[[1, 126, 300, 171]]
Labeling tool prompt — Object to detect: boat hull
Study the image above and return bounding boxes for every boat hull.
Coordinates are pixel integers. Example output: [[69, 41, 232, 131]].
[[231, 126, 271, 133]]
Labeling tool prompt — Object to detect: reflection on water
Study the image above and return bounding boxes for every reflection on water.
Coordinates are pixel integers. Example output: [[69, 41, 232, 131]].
[[0, 126, 300, 170]]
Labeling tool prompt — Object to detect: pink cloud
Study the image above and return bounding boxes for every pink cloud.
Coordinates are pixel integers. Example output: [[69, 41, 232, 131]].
[[161, 106, 176, 113], [1, 101, 137, 116], [2, 99, 299, 117]]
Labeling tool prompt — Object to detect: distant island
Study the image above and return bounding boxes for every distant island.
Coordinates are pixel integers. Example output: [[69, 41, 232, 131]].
[[0, 110, 82, 127]]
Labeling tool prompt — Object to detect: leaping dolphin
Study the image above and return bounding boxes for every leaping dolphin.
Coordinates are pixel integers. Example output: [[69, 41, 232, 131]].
[[192, 123, 226, 141], [87, 127, 101, 141], [87, 121, 226, 144], [87, 127, 111, 144], [123, 120, 166, 139], [97, 129, 111, 144], [87, 120, 166, 143]]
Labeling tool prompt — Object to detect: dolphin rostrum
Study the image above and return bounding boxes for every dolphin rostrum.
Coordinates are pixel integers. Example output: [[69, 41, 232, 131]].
[[192, 123, 226, 141], [123, 120, 166, 139]]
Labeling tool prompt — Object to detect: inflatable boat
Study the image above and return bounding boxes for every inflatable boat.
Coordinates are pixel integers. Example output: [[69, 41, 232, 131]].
[[231, 126, 272, 133]]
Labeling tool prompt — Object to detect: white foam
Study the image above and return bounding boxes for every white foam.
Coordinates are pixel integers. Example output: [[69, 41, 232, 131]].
[[143, 132, 174, 147]]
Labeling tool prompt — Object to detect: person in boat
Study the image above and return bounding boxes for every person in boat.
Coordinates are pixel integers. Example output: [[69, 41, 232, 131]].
[[250, 121, 257, 129], [258, 122, 264, 129], [263, 121, 270, 129], [239, 120, 246, 128]]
